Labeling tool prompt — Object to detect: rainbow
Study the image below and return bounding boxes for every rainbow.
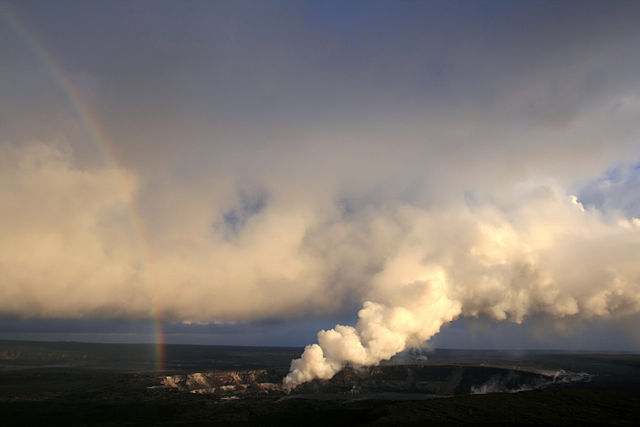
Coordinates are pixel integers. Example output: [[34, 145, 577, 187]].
[[1, 3, 166, 371]]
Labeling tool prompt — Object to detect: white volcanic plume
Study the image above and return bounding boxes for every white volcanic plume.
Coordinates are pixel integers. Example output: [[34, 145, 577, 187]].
[[283, 187, 640, 389], [284, 283, 461, 388]]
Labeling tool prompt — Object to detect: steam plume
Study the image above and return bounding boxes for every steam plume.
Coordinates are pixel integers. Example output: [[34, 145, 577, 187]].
[[284, 189, 640, 389], [284, 288, 461, 388]]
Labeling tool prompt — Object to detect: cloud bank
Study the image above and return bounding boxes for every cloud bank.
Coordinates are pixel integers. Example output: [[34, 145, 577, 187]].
[[3, 141, 640, 323]]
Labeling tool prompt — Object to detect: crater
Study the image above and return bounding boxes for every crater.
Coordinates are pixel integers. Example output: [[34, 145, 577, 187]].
[[161, 364, 590, 399]]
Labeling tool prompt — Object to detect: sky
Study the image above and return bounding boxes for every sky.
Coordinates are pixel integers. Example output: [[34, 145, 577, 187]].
[[1, 0, 640, 352]]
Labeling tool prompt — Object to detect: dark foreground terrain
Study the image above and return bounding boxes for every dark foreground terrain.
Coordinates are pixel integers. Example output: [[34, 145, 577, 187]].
[[1, 341, 639, 425]]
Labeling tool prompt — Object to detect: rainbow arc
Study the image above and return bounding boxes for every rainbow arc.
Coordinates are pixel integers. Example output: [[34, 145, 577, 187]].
[[1, 3, 166, 371]]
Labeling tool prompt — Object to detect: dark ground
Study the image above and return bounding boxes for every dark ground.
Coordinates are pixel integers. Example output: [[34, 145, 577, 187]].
[[1, 340, 639, 426]]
